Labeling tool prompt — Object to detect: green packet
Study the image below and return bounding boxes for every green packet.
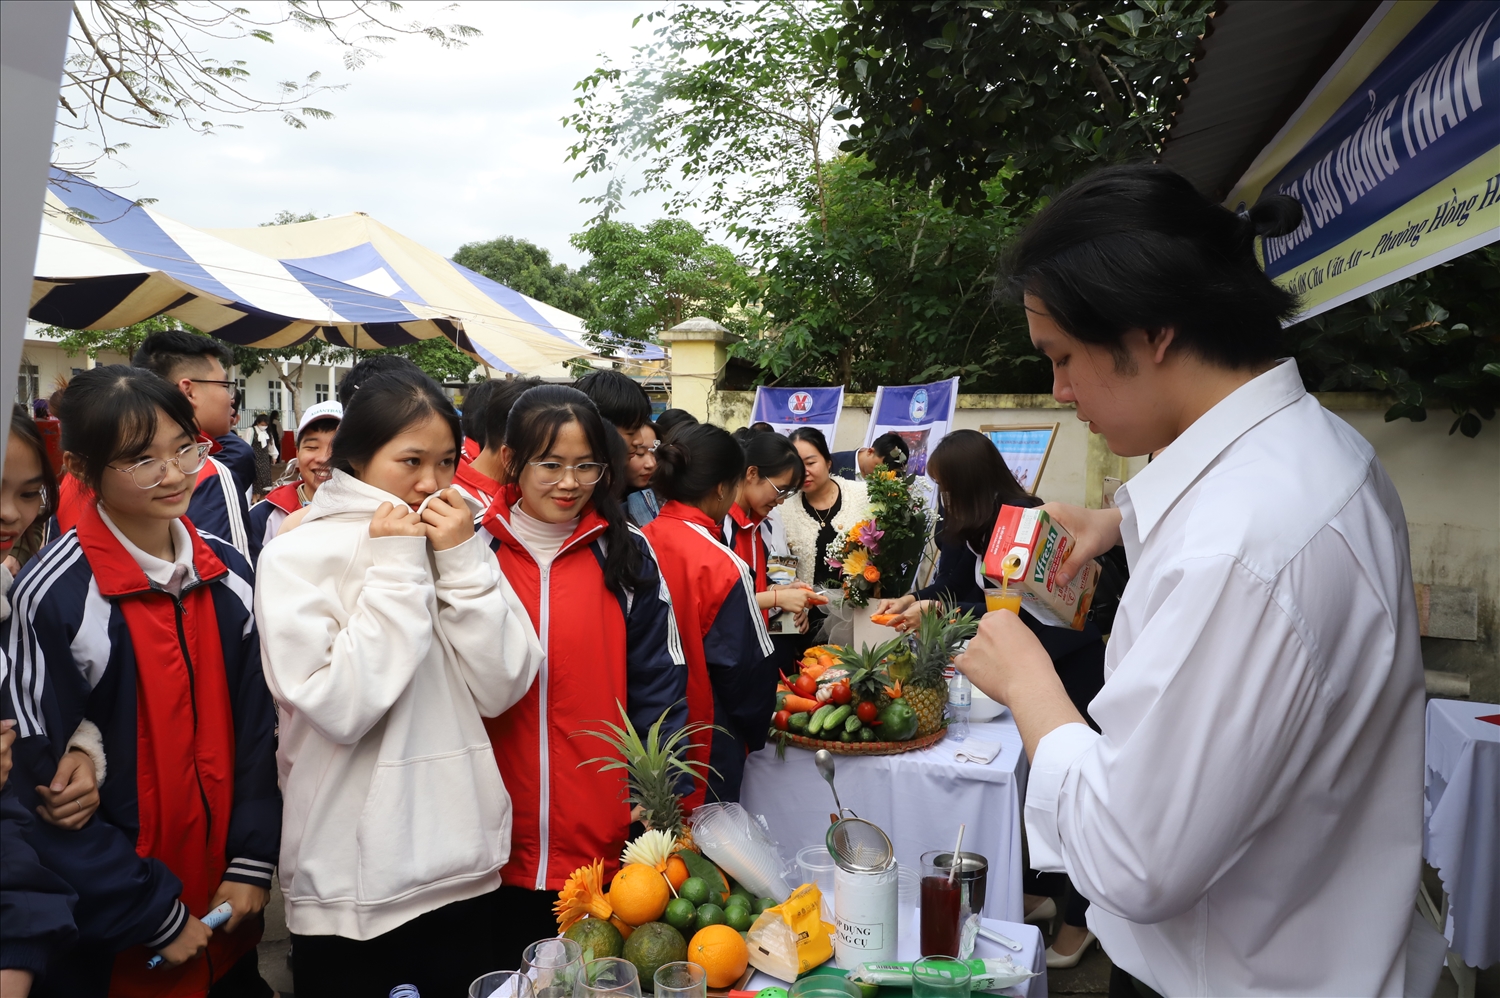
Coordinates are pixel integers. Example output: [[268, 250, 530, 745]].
[[846, 958, 1035, 992]]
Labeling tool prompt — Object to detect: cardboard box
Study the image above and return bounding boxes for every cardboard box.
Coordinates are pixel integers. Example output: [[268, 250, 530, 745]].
[[982, 505, 1098, 629]]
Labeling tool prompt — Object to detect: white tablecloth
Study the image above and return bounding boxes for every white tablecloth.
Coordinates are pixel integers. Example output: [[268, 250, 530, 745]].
[[746, 916, 1047, 998], [1424, 698, 1500, 970], [741, 717, 1028, 922]]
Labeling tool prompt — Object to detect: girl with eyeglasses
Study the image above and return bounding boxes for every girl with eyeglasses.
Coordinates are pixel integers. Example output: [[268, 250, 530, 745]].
[[643, 423, 776, 807], [255, 367, 542, 997], [476, 385, 686, 951], [3, 366, 280, 996], [724, 430, 819, 628]]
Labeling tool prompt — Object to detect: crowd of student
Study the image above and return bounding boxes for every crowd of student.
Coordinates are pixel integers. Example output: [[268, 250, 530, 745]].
[[1, 328, 1078, 998]]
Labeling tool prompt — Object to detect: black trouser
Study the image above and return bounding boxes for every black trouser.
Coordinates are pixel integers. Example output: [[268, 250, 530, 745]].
[[1026, 637, 1106, 930], [291, 889, 501, 998], [1109, 964, 1165, 998], [490, 885, 560, 972]]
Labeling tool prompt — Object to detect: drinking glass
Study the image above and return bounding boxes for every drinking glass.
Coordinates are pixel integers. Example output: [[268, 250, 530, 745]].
[[471, 971, 536, 998], [919, 850, 966, 957], [578, 958, 642, 998], [911, 957, 972, 998], [787, 976, 863, 998], [653, 961, 707, 998], [983, 588, 1022, 614], [523, 937, 584, 998]]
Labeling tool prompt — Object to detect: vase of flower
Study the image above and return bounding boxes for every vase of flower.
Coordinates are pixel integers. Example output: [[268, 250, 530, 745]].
[[828, 466, 929, 607]]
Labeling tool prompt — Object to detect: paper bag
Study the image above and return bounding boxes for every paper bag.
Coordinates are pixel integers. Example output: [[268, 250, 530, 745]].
[[745, 883, 835, 980]]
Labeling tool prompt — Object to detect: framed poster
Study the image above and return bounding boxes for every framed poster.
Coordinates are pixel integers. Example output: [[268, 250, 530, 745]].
[[981, 423, 1060, 494]]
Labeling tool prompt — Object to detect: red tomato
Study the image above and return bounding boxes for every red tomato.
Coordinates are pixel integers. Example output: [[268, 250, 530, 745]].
[[829, 682, 853, 705], [856, 701, 878, 724], [773, 710, 790, 731], [793, 674, 818, 698]]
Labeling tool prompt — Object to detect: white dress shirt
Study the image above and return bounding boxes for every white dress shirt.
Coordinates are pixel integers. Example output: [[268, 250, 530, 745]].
[[1025, 360, 1425, 996]]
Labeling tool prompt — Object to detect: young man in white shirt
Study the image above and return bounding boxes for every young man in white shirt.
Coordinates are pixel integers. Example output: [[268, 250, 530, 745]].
[[957, 165, 1424, 997]]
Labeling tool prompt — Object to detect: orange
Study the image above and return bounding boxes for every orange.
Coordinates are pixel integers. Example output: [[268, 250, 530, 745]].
[[688, 924, 749, 989], [664, 855, 689, 890], [609, 863, 670, 926]]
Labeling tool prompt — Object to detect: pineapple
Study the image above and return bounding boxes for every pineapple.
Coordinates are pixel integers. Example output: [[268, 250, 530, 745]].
[[577, 700, 717, 838], [907, 606, 979, 735], [837, 638, 905, 709]]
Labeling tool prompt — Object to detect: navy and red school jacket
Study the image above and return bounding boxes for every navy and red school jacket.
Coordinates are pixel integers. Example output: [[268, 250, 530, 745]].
[[212, 433, 255, 502], [54, 436, 253, 563], [643, 501, 775, 806], [453, 459, 499, 510], [722, 503, 769, 617], [246, 482, 301, 566], [481, 486, 686, 891], [3, 503, 280, 997]]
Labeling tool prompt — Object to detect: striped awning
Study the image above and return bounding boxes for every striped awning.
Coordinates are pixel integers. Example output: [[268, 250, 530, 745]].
[[30, 171, 589, 374]]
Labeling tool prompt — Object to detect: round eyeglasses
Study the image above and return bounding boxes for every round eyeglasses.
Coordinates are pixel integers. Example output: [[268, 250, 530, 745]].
[[527, 461, 607, 487], [110, 442, 211, 490]]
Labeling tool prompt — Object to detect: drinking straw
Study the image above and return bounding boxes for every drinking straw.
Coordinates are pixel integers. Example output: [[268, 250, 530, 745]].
[[949, 824, 966, 885]]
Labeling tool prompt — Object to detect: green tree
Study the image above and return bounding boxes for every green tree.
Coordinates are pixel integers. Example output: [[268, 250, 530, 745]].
[[451, 236, 595, 319], [564, 1, 846, 251], [831, 0, 1214, 211], [733, 156, 1041, 392], [570, 218, 746, 353]]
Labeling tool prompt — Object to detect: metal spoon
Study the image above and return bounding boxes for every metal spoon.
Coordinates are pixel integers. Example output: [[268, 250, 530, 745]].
[[815, 749, 855, 819]]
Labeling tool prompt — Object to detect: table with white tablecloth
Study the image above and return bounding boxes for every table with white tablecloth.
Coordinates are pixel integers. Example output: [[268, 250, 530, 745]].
[[1424, 698, 1500, 971], [741, 716, 1028, 922]]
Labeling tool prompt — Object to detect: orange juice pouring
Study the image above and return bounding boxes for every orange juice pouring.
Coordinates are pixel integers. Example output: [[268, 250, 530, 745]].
[[985, 553, 1024, 614]]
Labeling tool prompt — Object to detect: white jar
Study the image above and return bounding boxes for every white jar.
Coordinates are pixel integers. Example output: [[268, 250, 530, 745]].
[[833, 862, 900, 964]]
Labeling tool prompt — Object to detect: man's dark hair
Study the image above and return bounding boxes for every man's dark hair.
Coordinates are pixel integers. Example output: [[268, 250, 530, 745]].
[[574, 370, 651, 431], [653, 408, 698, 441], [1006, 164, 1303, 369], [132, 329, 233, 381], [483, 377, 544, 450], [461, 379, 500, 446], [872, 431, 910, 470], [337, 354, 421, 406]]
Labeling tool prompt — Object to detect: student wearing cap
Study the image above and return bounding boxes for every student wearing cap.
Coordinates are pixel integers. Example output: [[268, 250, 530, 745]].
[[247, 400, 342, 565]]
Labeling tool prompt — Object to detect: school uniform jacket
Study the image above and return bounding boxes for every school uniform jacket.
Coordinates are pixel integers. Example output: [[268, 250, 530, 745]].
[[723, 504, 768, 622], [54, 435, 253, 563], [482, 486, 687, 891], [3, 504, 280, 997], [453, 460, 499, 511], [246, 483, 301, 566], [643, 501, 775, 807], [213, 433, 255, 502]]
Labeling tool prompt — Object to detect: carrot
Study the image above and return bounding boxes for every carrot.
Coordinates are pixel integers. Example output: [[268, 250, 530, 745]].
[[802, 661, 829, 681], [781, 695, 821, 714], [869, 613, 900, 626]]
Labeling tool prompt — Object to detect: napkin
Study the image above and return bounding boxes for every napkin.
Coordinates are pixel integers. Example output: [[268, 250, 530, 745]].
[[954, 739, 1002, 765]]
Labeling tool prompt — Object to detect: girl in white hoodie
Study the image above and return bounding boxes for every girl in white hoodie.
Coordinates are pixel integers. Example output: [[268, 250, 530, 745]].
[[255, 368, 541, 998]]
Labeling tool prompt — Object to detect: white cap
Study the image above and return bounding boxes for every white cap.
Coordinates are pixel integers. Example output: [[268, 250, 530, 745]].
[[297, 399, 343, 439]]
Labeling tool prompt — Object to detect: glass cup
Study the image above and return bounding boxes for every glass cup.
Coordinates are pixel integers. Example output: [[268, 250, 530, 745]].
[[911, 957, 973, 998], [578, 958, 642, 998], [919, 851, 967, 957], [472, 971, 537, 998], [653, 961, 707, 998], [983, 588, 1022, 614], [523, 937, 584, 998], [788, 976, 863, 998]]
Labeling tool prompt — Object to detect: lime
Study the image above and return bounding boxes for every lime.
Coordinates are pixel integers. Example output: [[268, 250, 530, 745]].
[[663, 897, 697, 934], [695, 902, 726, 927], [753, 897, 776, 914], [729, 883, 754, 902], [725, 904, 755, 931], [725, 893, 751, 912], [678, 876, 711, 907]]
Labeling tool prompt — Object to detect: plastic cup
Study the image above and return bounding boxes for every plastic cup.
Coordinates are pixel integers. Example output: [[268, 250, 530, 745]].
[[788, 976, 863, 998], [523, 937, 583, 998], [911, 957, 972, 998], [578, 958, 641, 998], [984, 588, 1022, 614], [472, 971, 536, 998], [653, 961, 707, 998], [797, 844, 838, 921], [896, 862, 921, 932]]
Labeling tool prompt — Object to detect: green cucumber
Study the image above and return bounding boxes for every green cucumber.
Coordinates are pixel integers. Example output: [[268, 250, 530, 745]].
[[844, 714, 863, 734], [840, 728, 856, 742], [822, 705, 852, 732], [787, 712, 811, 734], [807, 704, 836, 736]]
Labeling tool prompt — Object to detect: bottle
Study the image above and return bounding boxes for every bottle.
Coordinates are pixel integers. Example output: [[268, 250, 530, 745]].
[[390, 986, 420, 998], [947, 673, 971, 741]]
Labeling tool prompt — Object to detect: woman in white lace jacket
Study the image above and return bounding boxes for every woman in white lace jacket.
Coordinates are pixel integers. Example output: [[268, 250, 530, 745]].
[[780, 428, 873, 589]]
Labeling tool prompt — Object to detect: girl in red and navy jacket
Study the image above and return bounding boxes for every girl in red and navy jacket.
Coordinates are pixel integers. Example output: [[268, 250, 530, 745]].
[[481, 386, 686, 950], [246, 399, 341, 565], [4, 367, 279, 998], [644, 423, 776, 811], [723, 431, 822, 625]]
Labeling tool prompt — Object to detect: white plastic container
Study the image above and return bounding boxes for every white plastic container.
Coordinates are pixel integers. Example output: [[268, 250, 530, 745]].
[[832, 862, 899, 964]]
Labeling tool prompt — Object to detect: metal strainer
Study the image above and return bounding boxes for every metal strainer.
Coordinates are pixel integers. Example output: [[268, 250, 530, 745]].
[[826, 816, 894, 873]]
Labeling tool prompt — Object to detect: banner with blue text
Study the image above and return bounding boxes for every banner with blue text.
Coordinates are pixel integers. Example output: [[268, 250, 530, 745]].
[[1230, 0, 1499, 319], [863, 378, 960, 480]]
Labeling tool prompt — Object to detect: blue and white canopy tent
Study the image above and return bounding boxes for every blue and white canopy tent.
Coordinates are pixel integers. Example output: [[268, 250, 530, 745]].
[[30, 171, 591, 374]]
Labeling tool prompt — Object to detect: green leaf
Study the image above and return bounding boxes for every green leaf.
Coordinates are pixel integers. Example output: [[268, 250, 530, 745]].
[[678, 847, 728, 898]]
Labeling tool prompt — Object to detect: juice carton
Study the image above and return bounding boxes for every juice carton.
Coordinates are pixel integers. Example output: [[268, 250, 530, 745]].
[[982, 505, 1098, 629]]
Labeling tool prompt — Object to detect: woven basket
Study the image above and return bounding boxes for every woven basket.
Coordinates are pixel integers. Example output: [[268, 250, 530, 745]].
[[777, 727, 946, 756]]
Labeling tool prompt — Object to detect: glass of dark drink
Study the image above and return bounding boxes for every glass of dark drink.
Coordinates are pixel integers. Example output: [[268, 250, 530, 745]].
[[919, 850, 967, 956]]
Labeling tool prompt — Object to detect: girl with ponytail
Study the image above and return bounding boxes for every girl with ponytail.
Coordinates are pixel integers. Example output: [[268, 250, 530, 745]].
[[643, 423, 776, 807], [479, 386, 686, 951]]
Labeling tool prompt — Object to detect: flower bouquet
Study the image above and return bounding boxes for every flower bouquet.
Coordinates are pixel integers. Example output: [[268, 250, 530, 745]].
[[827, 465, 929, 607]]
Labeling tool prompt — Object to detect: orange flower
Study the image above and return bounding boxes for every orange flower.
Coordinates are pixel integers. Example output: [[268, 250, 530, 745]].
[[553, 859, 612, 931], [862, 564, 880, 583]]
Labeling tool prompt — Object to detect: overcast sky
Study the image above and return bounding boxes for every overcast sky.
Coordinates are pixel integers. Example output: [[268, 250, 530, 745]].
[[68, 1, 692, 269]]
